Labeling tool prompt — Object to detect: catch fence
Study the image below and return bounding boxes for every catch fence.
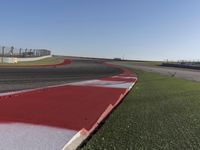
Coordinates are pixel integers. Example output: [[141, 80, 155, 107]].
[[0, 46, 51, 58]]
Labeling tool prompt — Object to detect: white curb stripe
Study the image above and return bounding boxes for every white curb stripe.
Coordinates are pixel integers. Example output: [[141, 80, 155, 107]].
[[68, 79, 134, 89], [0, 66, 138, 150], [0, 123, 77, 150]]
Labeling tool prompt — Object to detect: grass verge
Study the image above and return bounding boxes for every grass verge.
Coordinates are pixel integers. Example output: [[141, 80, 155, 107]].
[[82, 68, 200, 150], [0, 56, 63, 66], [111, 60, 163, 66]]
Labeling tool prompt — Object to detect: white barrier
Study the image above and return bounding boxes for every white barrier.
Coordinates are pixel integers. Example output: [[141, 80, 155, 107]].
[[0, 57, 18, 64], [0, 55, 52, 64]]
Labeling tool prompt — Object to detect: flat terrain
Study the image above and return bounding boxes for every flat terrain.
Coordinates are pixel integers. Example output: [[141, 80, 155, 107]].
[[3, 58, 200, 149], [0, 58, 122, 93], [82, 62, 200, 150], [0, 58, 135, 150], [112, 61, 200, 82]]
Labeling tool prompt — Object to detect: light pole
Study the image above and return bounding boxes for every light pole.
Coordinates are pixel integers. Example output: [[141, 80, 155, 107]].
[[10, 46, 14, 57], [2, 46, 5, 63], [19, 48, 22, 57]]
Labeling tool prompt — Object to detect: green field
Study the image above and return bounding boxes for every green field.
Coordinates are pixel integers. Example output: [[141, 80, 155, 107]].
[[111, 60, 163, 66], [82, 65, 200, 149], [0, 57, 63, 66]]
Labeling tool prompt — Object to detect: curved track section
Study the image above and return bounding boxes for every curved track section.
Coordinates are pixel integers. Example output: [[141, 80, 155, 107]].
[[0, 59, 138, 150], [0, 59, 122, 93]]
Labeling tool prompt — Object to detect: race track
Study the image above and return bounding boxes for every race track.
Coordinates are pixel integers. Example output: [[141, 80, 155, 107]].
[[115, 62, 200, 82], [0, 58, 137, 150], [0, 59, 122, 93]]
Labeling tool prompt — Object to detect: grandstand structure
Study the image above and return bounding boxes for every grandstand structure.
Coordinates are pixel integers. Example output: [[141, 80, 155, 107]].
[[0, 46, 51, 63], [0, 46, 51, 58]]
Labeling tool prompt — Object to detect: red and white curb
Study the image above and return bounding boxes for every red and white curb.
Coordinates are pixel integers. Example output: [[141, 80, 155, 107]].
[[64, 71, 137, 150], [0, 66, 137, 150]]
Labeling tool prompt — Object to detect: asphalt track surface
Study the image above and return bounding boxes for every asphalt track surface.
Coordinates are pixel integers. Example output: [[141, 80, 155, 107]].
[[0, 59, 137, 150], [115, 63, 200, 82], [0, 59, 122, 93]]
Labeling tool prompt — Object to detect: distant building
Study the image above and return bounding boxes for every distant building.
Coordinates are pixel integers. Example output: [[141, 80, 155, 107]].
[[22, 49, 51, 57], [114, 58, 122, 61], [34, 49, 51, 57]]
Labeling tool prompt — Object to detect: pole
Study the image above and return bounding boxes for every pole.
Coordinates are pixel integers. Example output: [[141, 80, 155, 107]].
[[19, 48, 22, 57], [2, 46, 5, 63]]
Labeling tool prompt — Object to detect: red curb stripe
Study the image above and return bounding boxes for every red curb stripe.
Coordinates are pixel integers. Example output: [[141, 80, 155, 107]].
[[0, 85, 126, 131], [47, 59, 72, 67], [24, 59, 72, 67], [65, 77, 138, 150], [0, 60, 138, 150]]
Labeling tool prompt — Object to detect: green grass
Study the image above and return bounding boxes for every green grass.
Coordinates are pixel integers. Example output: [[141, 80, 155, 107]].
[[0, 57, 63, 66], [111, 60, 163, 66], [82, 68, 200, 150]]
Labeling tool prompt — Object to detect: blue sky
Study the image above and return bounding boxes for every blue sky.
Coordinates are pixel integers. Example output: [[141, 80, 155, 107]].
[[0, 0, 200, 60]]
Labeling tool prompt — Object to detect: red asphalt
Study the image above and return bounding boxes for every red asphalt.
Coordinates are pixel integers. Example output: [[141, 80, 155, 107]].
[[0, 61, 137, 137], [0, 85, 125, 131], [23, 59, 72, 67], [44, 59, 71, 67]]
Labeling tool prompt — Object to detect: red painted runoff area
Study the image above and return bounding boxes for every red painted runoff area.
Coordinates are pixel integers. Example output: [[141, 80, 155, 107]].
[[0, 85, 125, 131], [45, 59, 71, 67], [0, 61, 138, 150], [25, 59, 72, 67]]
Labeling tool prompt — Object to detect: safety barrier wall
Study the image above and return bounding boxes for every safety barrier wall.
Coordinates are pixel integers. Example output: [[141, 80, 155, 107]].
[[0, 55, 52, 63]]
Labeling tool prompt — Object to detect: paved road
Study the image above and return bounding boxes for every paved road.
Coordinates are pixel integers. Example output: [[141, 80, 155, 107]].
[[0, 60, 136, 150], [0, 59, 122, 93], [114, 63, 200, 82]]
